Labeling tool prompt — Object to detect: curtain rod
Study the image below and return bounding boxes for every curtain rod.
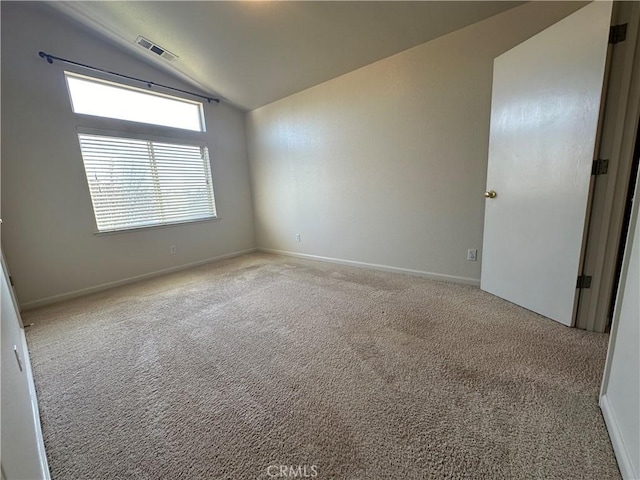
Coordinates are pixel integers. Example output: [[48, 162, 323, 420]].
[[38, 51, 220, 104]]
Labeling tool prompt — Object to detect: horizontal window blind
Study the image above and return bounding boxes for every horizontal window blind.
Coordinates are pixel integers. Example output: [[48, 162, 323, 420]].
[[78, 133, 216, 232]]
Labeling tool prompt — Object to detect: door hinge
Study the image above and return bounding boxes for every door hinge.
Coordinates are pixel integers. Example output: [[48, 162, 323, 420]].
[[576, 275, 592, 289], [9, 275, 14, 287], [592, 159, 609, 176], [609, 24, 627, 44]]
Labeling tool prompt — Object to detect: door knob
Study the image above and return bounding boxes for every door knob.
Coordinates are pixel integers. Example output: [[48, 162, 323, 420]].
[[484, 190, 497, 198]]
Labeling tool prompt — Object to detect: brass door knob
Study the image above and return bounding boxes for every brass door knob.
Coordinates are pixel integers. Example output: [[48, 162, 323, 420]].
[[484, 190, 497, 198]]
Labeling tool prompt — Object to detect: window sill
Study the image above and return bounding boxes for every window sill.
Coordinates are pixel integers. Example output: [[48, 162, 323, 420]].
[[93, 216, 220, 236]]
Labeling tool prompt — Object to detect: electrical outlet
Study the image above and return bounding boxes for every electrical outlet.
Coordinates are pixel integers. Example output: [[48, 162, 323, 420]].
[[169, 245, 177, 255], [467, 249, 477, 261], [296, 233, 301, 242]]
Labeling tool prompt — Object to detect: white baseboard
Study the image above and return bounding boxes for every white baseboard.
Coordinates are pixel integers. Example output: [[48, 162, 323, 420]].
[[21, 248, 257, 311], [600, 394, 638, 480], [258, 248, 480, 286]]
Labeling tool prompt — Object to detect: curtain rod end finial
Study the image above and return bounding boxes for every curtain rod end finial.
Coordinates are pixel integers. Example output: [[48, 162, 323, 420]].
[[39, 51, 53, 63]]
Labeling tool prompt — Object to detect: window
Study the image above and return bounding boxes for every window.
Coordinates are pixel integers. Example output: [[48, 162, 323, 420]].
[[78, 133, 216, 232], [66, 72, 204, 131], [66, 72, 216, 233]]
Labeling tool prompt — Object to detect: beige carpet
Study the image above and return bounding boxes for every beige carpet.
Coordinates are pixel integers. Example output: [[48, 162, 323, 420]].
[[24, 253, 619, 479]]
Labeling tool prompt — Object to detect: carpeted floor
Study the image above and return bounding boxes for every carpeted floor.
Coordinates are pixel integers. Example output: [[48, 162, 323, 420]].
[[24, 253, 620, 479]]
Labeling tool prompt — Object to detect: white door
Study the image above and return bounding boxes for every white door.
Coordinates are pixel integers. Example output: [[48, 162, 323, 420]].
[[480, 2, 612, 326], [1, 253, 50, 479]]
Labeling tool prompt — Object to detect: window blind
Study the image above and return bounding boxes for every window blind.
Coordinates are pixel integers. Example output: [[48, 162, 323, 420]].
[[78, 133, 216, 232]]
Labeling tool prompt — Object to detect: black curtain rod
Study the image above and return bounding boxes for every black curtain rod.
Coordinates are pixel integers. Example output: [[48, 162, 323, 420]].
[[38, 51, 220, 104]]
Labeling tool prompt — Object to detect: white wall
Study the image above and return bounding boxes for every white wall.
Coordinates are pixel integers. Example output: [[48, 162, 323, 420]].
[[247, 1, 585, 283], [600, 167, 640, 480], [1, 2, 256, 308]]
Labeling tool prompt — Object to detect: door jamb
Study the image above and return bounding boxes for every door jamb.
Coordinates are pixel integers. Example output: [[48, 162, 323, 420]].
[[575, 1, 640, 332]]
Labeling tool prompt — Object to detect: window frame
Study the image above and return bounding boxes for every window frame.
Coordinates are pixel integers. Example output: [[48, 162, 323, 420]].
[[65, 71, 219, 235], [65, 71, 207, 133]]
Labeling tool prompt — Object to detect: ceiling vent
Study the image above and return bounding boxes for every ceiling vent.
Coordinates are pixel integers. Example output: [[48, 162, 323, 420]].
[[135, 36, 177, 62]]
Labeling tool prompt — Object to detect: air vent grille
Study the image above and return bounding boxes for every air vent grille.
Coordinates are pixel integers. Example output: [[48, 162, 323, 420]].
[[135, 36, 178, 62]]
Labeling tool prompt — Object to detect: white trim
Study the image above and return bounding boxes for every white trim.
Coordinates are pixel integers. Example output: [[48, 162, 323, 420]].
[[20, 248, 256, 311], [76, 126, 209, 147], [19, 327, 51, 480], [600, 394, 638, 480], [258, 248, 480, 286], [2, 249, 24, 328], [93, 216, 221, 236], [600, 167, 640, 398], [1, 251, 51, 479]]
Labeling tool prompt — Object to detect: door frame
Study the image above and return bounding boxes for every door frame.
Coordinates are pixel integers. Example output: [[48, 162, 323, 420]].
[[576, 1, 640, 332], [1, 250, 24, 328], [0, 251, 51, 479]]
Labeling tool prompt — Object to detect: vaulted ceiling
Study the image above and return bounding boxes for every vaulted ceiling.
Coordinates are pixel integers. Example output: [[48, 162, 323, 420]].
[[48, 1, 522, 111]]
